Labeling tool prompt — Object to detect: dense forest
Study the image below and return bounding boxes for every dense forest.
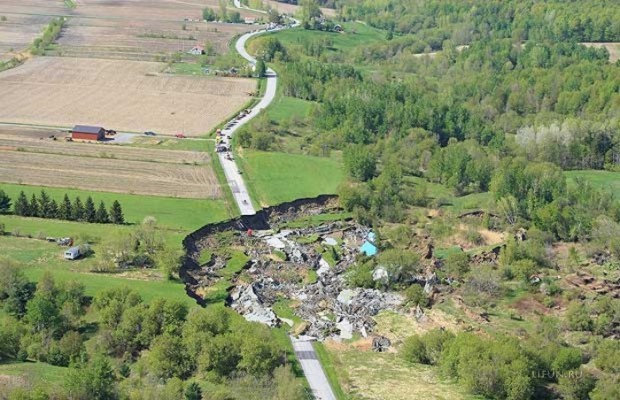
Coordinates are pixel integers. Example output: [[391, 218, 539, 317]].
[[239, 2, 620, 398], [0, 264, 306, 399], [248, 0, 620, 227]]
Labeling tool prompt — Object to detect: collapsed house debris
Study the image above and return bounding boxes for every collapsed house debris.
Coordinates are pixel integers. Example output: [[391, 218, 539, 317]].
[[181, 196, 407, 341]]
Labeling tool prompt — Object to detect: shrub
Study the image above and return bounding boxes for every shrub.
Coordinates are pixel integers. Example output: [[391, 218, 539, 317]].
[[404, 284, 429, 307], [565, 302, 593, 332], [594, 339, 620, 373], [401, 335, 427, 364]]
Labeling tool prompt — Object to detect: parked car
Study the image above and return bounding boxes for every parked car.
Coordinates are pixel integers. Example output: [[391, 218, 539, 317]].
[[144, 131, 157, 136]]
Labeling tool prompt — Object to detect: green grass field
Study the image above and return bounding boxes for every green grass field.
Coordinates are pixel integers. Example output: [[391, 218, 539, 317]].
[[0, 183, 231, 233], [565, 170, 620, 197], [268, 21, 386, 53], [266, 96, 315, 122], [0, 361, 68, 391], [0, 235, 196, 306], [236, 149, 344, 206]]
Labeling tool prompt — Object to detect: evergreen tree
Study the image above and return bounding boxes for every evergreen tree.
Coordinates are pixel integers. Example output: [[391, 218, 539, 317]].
[[13, 191, 29, 216], [39, 190, 52, 218], [95, 201, 109, 224], [29, 193, 39, 218], [185, 382, 202, 400], [0, 189, 11, 214], [72, 197, 84, 221], [84, 196, 96, 223], [109, 201, 124, 225], [255, 57, 266, 78], [59, 194, 72, 220], [48, 199, 59, 219]]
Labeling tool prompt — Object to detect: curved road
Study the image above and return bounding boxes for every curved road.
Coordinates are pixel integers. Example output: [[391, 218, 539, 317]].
[[217, 5, 283, 216], [222, 5, 337, 400]]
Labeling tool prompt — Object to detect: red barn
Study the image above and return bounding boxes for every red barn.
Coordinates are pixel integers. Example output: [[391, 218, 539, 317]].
[[71, 125, 105, 141]]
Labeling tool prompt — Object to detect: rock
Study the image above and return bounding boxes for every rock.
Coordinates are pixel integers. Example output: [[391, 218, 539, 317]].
[[293, 321, 310, 336], [229, 285, 280, 327], [372, 266, 389, 285], [372, 336, 391, 352], [336, 318, 353, 340], [337, 289, 359, 306], [317, 258, 331, 276]]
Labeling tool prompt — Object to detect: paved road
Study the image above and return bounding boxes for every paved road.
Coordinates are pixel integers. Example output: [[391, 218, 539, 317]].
[[217, 10, 291, 216], [291, 337, 337, 400], [225, 8, 337, 400]]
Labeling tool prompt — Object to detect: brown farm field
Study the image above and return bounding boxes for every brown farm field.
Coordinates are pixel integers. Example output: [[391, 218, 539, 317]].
[[0, 14, 55, 62], [0, 57, 255, 136], [0, 127, 221, 199], [0, 127, 210, 164], [0, 0, 261, 61]]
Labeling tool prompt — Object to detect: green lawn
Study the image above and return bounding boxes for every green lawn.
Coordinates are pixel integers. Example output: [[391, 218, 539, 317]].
[[169, 62, 209, 75], [0, 235, 196, 306], [266, 96, 315, 122], [237, 150, 344, 206], [313, 342, 348, 400], [270, 22, 387, 53], [0, 361, 68, 390], [0, 183, 231, 232], [565, 170, 620, 197]]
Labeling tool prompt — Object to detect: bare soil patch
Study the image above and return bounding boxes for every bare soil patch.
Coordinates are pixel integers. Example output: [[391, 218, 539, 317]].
[[0, 150, 221, 199], [0, 12, 55, 62], [0, 127, 210, 164], [55, 18, 252, 61], [0, 57, 255, 136], [581, 42, 620, 63]]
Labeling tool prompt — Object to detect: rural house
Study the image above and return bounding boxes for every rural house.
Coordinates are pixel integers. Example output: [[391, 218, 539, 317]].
[[71, 125, 106, 141], [187, 45, 205, 55]]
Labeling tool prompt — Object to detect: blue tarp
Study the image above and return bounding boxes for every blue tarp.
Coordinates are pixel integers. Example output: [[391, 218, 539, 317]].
[[360, 241, 378, 256]]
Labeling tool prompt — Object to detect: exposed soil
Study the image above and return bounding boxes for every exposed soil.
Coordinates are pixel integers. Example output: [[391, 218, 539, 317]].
[[0, 57, 255, 136], [0, 148, 221, 198]]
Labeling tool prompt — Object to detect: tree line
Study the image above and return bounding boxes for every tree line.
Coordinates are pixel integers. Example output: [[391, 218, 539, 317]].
[[337, 0, 620, 42], [0, 189, 124, 224], [0, 264, 307, 400]]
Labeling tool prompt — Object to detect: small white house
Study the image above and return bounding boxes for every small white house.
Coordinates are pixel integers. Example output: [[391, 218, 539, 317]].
[[64, 246, 81, 260], [187, 45, 205, 55]]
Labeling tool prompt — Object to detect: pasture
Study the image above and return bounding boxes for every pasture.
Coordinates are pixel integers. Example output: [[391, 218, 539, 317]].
[[0, 57, 255, 136], [236, 149, 344, 206], [0, 235, 196, 306], [0, 182, 231, 233], [565, 170, 620, 197]]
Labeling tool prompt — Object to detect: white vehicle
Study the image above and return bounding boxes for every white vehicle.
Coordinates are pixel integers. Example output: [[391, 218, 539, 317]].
[[64, 246, 81, 260]]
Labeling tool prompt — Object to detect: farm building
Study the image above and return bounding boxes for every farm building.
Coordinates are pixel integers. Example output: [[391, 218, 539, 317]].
[[71, 125, 105, 141], [187, 45, 205, 55]]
